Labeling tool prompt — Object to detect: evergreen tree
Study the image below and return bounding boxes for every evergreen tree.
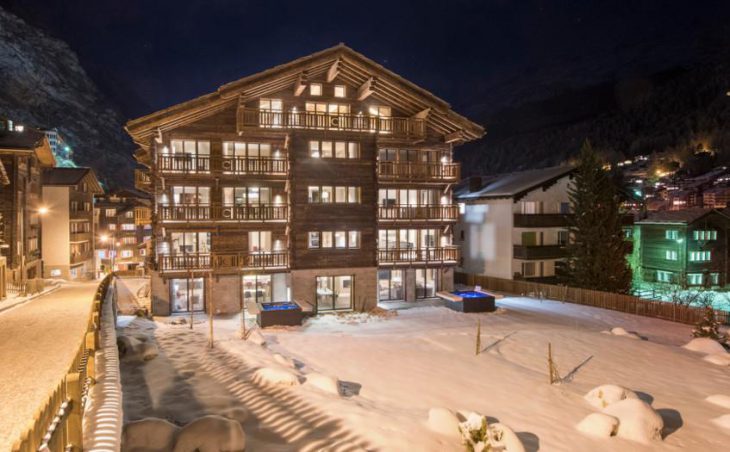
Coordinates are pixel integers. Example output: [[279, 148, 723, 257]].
[[567, 140, 632, 293], [692, 305, 727, 343]]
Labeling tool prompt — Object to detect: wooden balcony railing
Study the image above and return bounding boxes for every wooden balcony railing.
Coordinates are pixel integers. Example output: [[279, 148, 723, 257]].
[[221, 157, 287, 175], [377, 246, 459, 264], [159, 253, 211, 271], [71, 250, 93, 264], [134, 169, 151, 191], [238, 108, 426, 139], [158, 204, 288, 222], [512, 244, 567, 260], [378, 161, 460, 181], [378, 204, 459, 222], [157, 155, 211, 173], [212, 250, 289, 270], [70, 232, 92, 243]]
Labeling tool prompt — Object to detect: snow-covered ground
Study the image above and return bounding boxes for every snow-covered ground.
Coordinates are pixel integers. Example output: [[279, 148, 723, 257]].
[[118, 295, 730, 451]]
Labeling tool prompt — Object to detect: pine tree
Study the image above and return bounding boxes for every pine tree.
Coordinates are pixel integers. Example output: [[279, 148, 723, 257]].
[[567, 140, 632, 293], [693, 305, 727, 343]]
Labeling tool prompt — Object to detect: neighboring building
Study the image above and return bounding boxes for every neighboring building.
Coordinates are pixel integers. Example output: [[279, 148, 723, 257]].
[[126, 44, 484, 315], [454, 166, 575, 282], [41, 167, 104, 279], [0, 119, 56, 283], [702, 186, 730, 209], [636, 208, 730, 288], [40, 127, 74, 166], [95, 190, 152, 273]]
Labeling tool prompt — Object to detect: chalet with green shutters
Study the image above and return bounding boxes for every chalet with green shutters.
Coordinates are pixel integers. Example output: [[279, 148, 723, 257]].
[[636, 208, 730, 288]]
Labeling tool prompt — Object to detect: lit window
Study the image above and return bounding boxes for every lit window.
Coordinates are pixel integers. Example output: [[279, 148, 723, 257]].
[[309, 141, 320, 158], [689, 251, 711, 262], [334, 231, 347, 248], [322, 231, 333, 248], [657, 270, 673, 283], [310, 83, 322, 96], [308, 187, 320, 203], [687, 273, 703, 285], [693, 230, 717, 241], [308, 232, 320, 248], [665, 250, 678, 261], [334, 85, 346, 98], [348, 187, 361, 203], [348, 231, 360, 248], [665, 230, 679, 240]]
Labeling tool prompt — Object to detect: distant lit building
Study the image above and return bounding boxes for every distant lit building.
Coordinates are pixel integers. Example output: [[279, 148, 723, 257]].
[[95, 190, 152, 274]]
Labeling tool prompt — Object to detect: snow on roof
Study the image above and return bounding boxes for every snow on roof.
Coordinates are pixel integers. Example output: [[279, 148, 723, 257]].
[[455, 165, 575, 201], [0, 128, 46, 150], [636, 208, 728, 224]]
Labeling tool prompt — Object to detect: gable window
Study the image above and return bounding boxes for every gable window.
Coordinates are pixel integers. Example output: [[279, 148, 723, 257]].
[[665, 250, 678, 261], [334, 85, 346, 98], [665, 229, 679, 240], [693, 230, 717, 241], [309, 83, 322, 96]]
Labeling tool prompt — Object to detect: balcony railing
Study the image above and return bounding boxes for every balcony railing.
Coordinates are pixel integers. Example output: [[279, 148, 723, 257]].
[[157, 155, 211, 173], [238, 108, 426, 140], [513, 213, 571, 228], [70, 232, 92, 243], [159, 253, 211, 271], [158, 204, 288, 222], [71, 250, 93, 264], [221, 157, 287, 175], [377, 246, 459, 264], [378, 205, 459, 222], [134, 169, 151, 191], [212, 251, 289, 270], [378, 161, 460, 182], [513, 244, 567, 260]]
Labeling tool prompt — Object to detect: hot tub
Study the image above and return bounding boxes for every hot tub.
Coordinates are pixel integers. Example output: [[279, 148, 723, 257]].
[[256, 302, 304, 328], [437, 290, 496, 313]]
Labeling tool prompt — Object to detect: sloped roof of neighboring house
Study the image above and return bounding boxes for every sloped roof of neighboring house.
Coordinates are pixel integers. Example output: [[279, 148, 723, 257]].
[[636, 208, 730, 225], [0, 128, 56, 166], [454, 165, 575, 201], [126, 43, 485, 151], [42, 167, 104, 193]]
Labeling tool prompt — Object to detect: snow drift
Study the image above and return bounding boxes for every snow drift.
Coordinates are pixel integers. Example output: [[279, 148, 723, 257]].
[[602, 399, 663, 444], [682, 337, 727, 355], [584, 384, 638, 409]]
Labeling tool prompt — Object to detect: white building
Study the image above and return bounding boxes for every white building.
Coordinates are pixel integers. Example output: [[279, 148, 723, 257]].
[[454, 166, 575, 282]]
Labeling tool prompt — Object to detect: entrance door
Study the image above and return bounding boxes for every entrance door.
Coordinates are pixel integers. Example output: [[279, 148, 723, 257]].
[[415, 268, 437, 299], [316, 275, 354, 311], [378, 269, 404, 301], [170, 278, 205, 313]]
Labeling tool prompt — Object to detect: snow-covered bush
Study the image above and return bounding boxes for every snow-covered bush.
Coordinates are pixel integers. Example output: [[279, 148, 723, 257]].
[[427, 408, 461, 437], [251, 367, 300, 386], [173, 415, 246, 452], [122, 418, 179, 452], [584, 384, 638, 409], [576, 412, 619, 438], [304, 372, 340, 396], [704, 353, 730, 366], [683, 337, 727, 355], [458, 413, 524, 452], [692, 306, 727, 343], [602, 399, 663, 444], [609, 327, 641, 340]]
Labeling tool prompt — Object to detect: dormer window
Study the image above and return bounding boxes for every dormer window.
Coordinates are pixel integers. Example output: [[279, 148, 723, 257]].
[[334, 85, 346, 98], [310, 83, 322, 96]]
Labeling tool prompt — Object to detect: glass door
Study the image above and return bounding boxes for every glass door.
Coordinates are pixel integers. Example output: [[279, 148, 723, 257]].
[[416, 268, 437, 299], [170, 278, 205, 313], [243, 274, 272, 306], [378, 270, 404, 301], [316, 275, 354, 311]]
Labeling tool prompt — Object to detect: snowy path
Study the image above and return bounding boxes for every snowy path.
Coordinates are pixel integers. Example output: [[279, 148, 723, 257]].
[[0, 280, 99, 450], [114, 277, 148, 315]]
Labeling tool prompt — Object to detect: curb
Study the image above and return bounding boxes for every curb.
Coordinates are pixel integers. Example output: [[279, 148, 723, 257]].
[[0, 284, 62, 315]]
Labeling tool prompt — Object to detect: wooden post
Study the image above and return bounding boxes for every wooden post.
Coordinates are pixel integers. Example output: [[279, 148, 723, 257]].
[[188, 270, 193, 330], [87, 353, 96, 382], [208, 272, 214, 348], [240, 271, 246, 340], [475, 319, 481, 356], [66, 373, 82, 451], [548, 342, 560, 384]]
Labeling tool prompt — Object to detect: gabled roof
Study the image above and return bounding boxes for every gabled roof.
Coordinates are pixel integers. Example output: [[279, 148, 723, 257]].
[[42, 167, 105, 194], [636, 208, 730, 225], [126, 44, 484, 148], [0, 129, 56, 166], [455, 166, 575, 201]]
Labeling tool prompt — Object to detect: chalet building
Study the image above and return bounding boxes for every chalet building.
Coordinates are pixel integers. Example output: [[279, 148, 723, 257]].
[[454, 166, 575, 282], [636, 208, 730, 288], [95, 190, 152, 273], [126, 44, 484, 315], [41, 167, 104, 279], [0, 119, 56, 284], [702, 186, 730, 209]]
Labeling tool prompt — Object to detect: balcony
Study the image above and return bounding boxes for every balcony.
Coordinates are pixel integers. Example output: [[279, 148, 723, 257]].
[[221, 157, 287, 176], [70, 232, 92, 243], [378, 161, 460, 182], [212, 251, 289, 271], [513, 213, 571, 228], [513, 244, 567, 260], [157, 154, 288, 177], [377, 246, 459, 265], [157, 155, 211, 174], [71, 250, 93, 264], [158, 204, 288, 222], [378, 205, 459, 222], [238, 108, 426, 140], [159, 253, 211, 272], [134, 169, 152, 192]]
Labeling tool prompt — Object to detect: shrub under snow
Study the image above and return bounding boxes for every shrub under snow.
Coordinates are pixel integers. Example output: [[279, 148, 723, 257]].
[[602, 399, 663, 444], [426, 408, 461, 438], [122, 417, 179, 452], [304, 372, 341, 396], [173, 415, 246, 452], [576, 413, 619, 438], [273, 352, 296, 368], [683, 337, 727, 355], [251, 367, 300, 386], [584, 384, 638, 409], [458, 412, 525, 452], [609, 327, 641, 340]]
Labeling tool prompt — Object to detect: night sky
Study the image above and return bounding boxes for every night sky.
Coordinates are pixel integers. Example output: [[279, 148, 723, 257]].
[[2, 0, 729, 120]]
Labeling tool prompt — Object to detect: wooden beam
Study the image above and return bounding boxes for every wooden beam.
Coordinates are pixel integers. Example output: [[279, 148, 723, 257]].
[[356, 77, 375, 101], [444, 130, 465, 144], [412, 108, 431, 120], [293, 72, 308, 96], [326, 58, 340, 83]]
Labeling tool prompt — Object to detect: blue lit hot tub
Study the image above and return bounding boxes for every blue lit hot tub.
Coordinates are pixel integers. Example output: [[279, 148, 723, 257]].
[[257, 302, 304, 327], [438, 290, 496, 313]]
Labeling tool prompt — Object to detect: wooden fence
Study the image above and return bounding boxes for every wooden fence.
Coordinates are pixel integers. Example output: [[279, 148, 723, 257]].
[[7, 278, 46, 297], [11, 275, 114, 452], [455, 272, 730, 326]]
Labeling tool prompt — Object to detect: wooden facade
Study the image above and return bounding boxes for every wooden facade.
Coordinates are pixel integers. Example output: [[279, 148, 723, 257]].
[[95, 190, 153, 273], [127, 44, 484, 315]]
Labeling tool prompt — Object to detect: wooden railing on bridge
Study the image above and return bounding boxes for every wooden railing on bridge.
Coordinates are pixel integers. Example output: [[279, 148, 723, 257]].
[[11, 275, 113, 452], [455, 272, 730, 326]]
